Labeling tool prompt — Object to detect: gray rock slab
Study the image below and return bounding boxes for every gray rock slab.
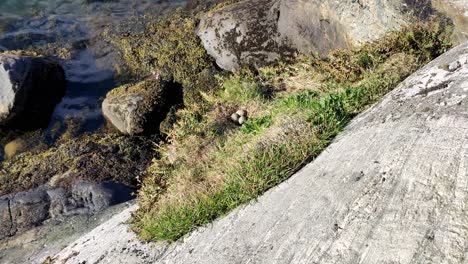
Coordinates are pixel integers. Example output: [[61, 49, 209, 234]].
[[49, 42, 468, 263]]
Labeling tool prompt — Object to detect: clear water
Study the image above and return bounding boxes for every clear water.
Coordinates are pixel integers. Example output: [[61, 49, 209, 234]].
[[0, 0, 185, 131]]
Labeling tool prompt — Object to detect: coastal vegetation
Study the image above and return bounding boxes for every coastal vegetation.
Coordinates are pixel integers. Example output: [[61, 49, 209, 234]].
[[119, 13, 452, 240], [0, 0, 454, 243]]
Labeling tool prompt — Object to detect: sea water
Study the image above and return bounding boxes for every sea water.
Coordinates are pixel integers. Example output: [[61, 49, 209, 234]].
[[0, 0, 185, 131]]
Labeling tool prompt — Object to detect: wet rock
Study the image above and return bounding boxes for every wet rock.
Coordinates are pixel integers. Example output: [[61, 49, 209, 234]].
[[46, 187, 68, 218], [0, 196, 13, 240], [102, 78, 183, 135], [71, 181, 133, 214], [0, 54, 66, 130], [9, 187, 50, 235], [3, 138, 27, 159], [0, 134, 153, 197], [0, 181, 134, 240]]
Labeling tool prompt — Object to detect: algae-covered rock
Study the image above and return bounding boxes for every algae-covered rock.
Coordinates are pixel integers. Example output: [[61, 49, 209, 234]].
[[0, 133, 154, 197], [102, 78, 183, 135], [0, 54, 66, 130]]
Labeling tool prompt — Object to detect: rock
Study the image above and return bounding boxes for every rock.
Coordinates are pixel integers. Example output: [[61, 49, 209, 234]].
[[102, 78, 183, 135], [0, 54, 66, 130], [0, 196, 13, 240], [9, 187, 50, 235], [46, 187, 68, 219], [0, 181, 134, 240], [0, 134, 153, 197], [197, 0, 466, 71], [432, 0, 468, 44], [196, 0, 400, 70], [448, 60, 461, 71], [71, 181, 133, 214]]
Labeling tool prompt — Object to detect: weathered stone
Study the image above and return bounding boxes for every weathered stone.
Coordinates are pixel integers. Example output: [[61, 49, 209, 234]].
[[0, 54, 66, 130], [46, 187, 69, 219], [197, 0, 401, 71], [71, 181, 133, 213], [9, 187, 50, 234], [102, 78, 183, 135], [0, 196, 12, 240], [197, 0, 467, 71]]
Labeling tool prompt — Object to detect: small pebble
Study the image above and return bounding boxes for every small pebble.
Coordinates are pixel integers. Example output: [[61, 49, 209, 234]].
[[231, 113, 240, 123], [236, 109, 247, 117], [238, 116, 247, 125]]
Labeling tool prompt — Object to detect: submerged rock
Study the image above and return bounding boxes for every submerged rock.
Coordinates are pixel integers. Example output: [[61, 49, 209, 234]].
[[0, 54, 66, 130], [102, 78, 183, 135]]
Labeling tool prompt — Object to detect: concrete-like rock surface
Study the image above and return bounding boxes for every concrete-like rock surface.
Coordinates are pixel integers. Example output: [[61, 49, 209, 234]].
[[41, 42, 468, 263], [0, 54, 66, 130]]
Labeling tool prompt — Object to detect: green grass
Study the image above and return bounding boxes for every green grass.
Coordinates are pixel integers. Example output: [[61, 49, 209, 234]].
[[137, 73, 415, 241], [133, 19, 453, 242]]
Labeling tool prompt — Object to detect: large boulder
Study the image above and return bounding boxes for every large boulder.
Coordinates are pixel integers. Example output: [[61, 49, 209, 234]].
[[0, 54, 66, 130], [197, 0, 467, 71], [102, 78, 183, 135], [197, 0, 403, 71]]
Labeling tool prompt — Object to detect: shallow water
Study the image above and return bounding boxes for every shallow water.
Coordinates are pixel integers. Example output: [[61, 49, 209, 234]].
[[0, 0, 185, 131]]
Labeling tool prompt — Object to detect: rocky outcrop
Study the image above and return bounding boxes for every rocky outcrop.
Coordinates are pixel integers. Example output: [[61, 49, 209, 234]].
[[197, 0, 402, 71], [102, 78, 183, 135], [0, 54, 66, 130], [0, 181, 134, 240], [47, 42, 468, 263], [197, 0, 466, 71]]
